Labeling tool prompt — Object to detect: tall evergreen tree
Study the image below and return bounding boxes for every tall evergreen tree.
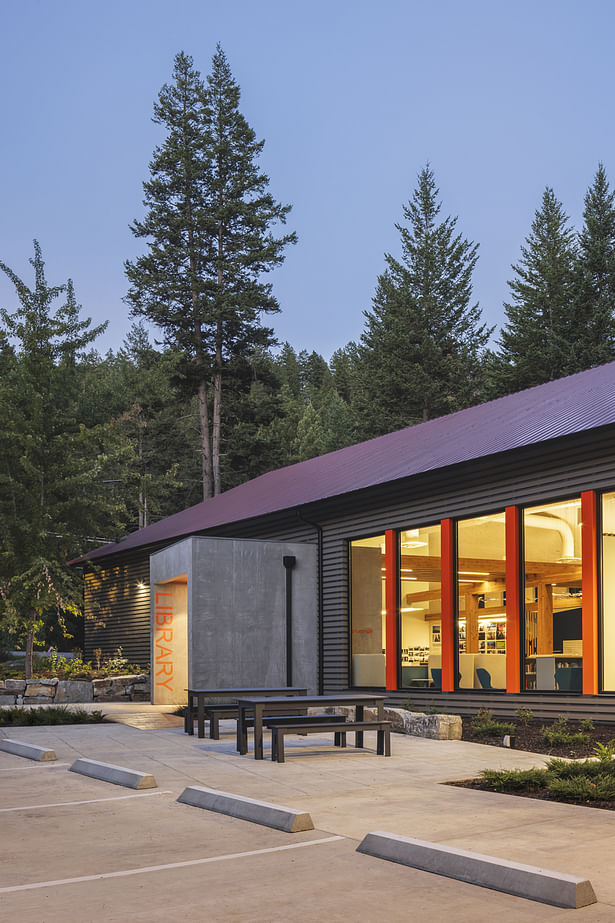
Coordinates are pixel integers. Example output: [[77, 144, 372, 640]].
[[497, 187, 578, 393], [573, 164, 615, 368], [126, 47, 295, 499], [0, 243, 122, 676], [355, 166, 491, 436]]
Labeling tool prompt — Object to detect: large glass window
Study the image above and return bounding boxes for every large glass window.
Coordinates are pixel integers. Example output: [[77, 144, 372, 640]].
[[457, 513, 507, 690], [523, 498, 583, 691], [602, 492, 615, 691], [399, 524, 441, 689], [350, 535, 386, 687]]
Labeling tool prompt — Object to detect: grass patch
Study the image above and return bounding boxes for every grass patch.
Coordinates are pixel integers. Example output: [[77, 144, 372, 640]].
[[0, 706, 105, 726]]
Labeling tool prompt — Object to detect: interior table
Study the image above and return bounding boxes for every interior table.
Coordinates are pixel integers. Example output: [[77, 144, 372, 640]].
[[185, 687, 307, 739], [235, 693, 387, 759]]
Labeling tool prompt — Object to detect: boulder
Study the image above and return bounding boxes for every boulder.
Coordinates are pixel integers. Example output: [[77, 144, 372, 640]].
[[386, 707, 462, 740], [4, 679, 26, 693], [0, 694, 17, 706], [24, 683, 55, 698], [23, 696, 56, 704], [55, 681, 94, 704]]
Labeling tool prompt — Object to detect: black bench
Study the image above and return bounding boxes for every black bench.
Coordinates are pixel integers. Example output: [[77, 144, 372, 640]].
[[187, 704, 324, 742], [268, 719, 392, 763], [238, 712, 345, 753], [184, 704, 239, 739]]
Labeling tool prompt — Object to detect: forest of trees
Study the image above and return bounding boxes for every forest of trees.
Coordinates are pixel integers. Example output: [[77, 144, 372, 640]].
[[2, 46, 615, 661]]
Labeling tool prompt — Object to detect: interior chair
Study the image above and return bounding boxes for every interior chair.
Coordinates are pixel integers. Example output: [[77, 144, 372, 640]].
[[476, 667, 493, 690], [430, 668, 461, 689], [555, 666, 582, 692]]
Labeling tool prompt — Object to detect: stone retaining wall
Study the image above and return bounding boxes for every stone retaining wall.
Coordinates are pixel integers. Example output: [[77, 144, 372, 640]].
[[0, 675, 151, 707]]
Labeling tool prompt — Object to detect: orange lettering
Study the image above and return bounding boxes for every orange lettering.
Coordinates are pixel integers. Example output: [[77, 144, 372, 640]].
[[155, 592, 173, 603], [156, 613, 173, 625], [156, 628, 173, 642], [156, 663, 173, 677], [156, 676, 174, 691], [155, 644, 173, 659]]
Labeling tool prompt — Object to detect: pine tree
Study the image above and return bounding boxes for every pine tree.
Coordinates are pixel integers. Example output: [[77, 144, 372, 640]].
[[0, 243, 121, 676], [573, 164, 615, 369], [126, 48, 295, 499], [497, 187, 578, 393], [355, 166, 491, 436]]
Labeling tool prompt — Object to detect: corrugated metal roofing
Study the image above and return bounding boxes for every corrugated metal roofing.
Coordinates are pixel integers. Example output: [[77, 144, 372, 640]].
[[79, 360, 615, 562]]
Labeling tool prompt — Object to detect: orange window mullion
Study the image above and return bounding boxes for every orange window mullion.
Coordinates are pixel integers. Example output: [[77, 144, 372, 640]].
[[384, 530, 398, 690], [581, 490, 599, 695], [441, 518, 455, 692], [505, 506, 521, 693]]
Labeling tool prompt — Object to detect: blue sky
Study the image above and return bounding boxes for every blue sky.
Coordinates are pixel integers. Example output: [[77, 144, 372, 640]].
[[1, 0, 613, 359]]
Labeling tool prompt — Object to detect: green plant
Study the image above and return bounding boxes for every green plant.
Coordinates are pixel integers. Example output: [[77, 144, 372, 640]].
[[592, 740, 615, 763], [471, 707, 514, 738], [0, 706, 105, 727], [548, 775, 615, 803], [515, 707, 534, 727], [580, 718, 595, 732], [542, 722, 590, 748], [480, 768, 548, 792]]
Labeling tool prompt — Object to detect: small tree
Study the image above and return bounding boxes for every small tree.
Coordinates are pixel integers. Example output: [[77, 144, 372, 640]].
[[354, 166, 491, 437], [0, 242, 119, 677], [126, 47, 295, 499]]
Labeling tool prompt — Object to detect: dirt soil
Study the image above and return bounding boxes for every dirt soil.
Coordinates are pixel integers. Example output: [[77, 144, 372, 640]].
[[461, 716, 615, 759]]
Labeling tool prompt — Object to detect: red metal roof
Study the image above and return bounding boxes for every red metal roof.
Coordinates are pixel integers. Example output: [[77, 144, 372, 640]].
[[78, 361, 615, 562]]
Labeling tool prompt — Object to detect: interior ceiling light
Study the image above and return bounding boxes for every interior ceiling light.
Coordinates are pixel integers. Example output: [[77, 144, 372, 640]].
[[400, 606, 425, 612], [401, 540, 428, 548], [458, 571, 490, 576]]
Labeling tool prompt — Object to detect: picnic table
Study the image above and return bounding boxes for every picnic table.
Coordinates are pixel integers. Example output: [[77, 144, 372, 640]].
[[185, 687, 307, 739], [235, 693, 387, 759]]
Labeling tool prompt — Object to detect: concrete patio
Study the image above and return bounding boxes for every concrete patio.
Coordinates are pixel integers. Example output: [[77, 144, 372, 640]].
[[1, 704, 614, 921]]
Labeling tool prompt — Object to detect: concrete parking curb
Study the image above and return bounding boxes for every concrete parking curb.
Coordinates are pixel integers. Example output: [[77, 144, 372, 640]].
[[69, 758, 157, 789], [356, 831, 597, 909], [0, 739, 57, 762], [177, 785, 314, 833]]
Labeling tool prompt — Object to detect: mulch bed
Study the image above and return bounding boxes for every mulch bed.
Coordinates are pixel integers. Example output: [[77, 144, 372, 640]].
[[461, 716, 615, 759]]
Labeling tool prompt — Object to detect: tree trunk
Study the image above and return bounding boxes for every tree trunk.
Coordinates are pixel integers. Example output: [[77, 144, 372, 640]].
[[25, 622, 35, 680], [212, 328, 223, 496], [197, 377, 213, 500]]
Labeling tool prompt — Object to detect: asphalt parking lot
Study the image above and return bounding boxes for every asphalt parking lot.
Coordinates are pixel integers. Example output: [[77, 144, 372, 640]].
[[1, 710, 615, 922]]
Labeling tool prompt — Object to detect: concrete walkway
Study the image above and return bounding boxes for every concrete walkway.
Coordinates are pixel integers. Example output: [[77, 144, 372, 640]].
[[1, 705, 614, 921]]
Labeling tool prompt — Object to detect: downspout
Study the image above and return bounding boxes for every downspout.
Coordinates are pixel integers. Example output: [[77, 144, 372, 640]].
[[296, 510, 324, 695], [283, 555, 296, 687]]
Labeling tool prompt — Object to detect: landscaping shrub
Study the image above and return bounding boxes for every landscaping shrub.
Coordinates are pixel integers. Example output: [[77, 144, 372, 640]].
[[542, 715, 589, 748], [471, 707, 514, 738], [0, 706, 105, 726], [479, 768, 548, 791]]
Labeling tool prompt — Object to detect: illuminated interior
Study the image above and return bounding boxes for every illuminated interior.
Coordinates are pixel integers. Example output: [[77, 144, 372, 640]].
[[350, 534, 386, 687], [399, 525, 441, 688], [523, 498, 583, 691], [457, 512, 506, 690], [602, 492, 615, 690]]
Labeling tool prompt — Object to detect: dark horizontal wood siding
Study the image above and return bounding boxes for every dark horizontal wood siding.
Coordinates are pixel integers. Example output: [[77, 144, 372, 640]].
[[83, 550, 153, 666]]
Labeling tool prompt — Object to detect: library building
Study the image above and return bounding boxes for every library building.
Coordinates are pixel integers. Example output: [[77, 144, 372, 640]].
[[76, 361, 615, 717]]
